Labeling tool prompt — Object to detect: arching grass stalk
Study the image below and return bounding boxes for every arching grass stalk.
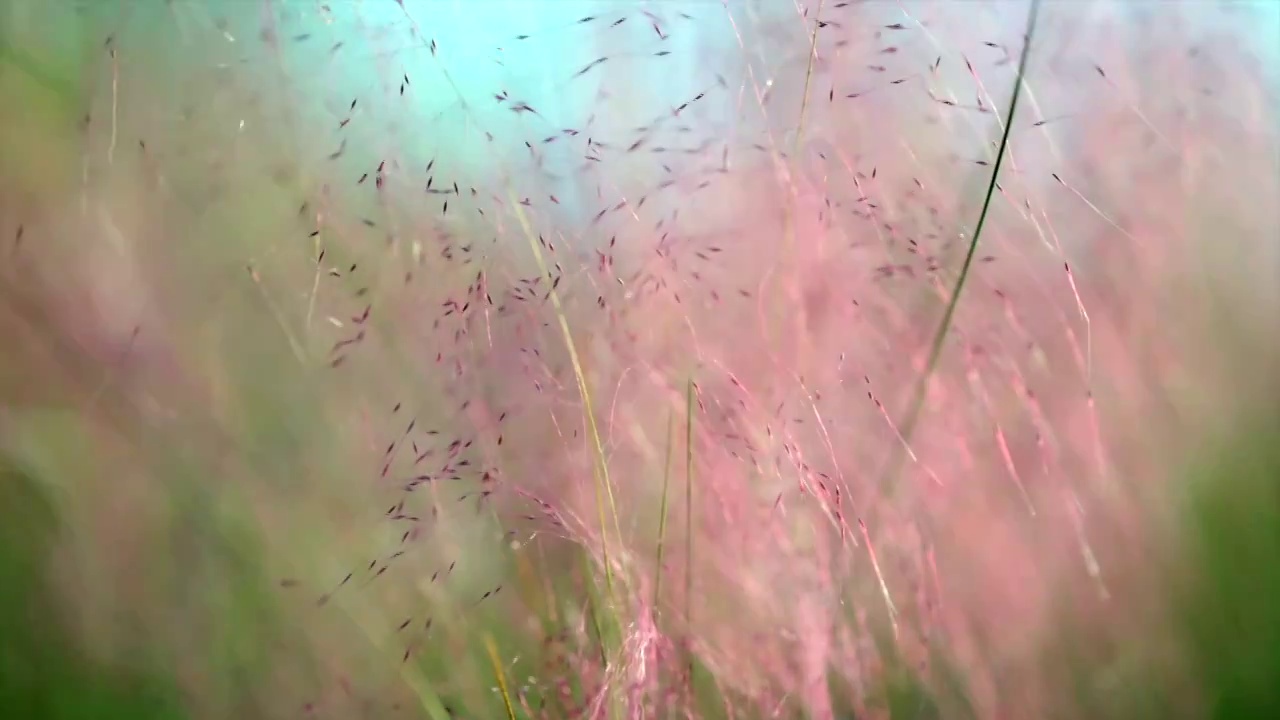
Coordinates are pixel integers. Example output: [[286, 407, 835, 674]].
[[880, 0, 1044, 499], [507, 194, 623, 606], [405, 0, 623, 616], [508, 195, 626, 720]]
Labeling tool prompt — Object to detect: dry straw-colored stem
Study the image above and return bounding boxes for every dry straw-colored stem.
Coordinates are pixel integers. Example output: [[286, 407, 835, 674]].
[[483, 633, 518, 720], [653, 408, 675, 615], [508, 194, 623, 605]]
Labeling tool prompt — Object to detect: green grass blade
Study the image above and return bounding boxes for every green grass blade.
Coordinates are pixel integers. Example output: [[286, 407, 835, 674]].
[[881, 0, 1044, 499], [654, 408, 675, 614]]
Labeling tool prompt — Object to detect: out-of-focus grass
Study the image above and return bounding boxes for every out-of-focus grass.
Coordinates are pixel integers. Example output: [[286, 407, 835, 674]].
[[2, 1, 1279, 719], [1035, 397, 1280, 720], [0, 454, 186, 720], [1177, 408, 1280, 719]]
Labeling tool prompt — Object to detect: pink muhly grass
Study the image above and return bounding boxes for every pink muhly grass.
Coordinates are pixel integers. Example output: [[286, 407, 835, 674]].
[[2, 1, 1276, 719]]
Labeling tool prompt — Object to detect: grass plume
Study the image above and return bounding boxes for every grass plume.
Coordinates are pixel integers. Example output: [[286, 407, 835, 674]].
[[1, 2, 1277, 719]]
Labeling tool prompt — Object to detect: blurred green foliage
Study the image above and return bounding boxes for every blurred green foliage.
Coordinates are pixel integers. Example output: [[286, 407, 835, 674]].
[[1178, 407, 1280, 720], [0, 454, 187, 720]]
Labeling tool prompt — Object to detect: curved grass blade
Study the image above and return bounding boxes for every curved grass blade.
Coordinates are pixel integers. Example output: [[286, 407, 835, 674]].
[[880, 0, 1045, 500]]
